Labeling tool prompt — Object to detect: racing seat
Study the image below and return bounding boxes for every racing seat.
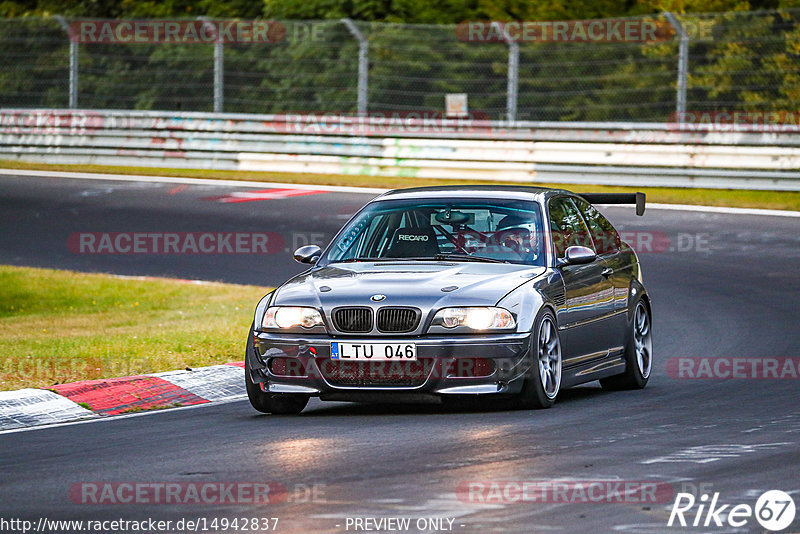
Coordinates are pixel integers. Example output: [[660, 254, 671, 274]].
[[385, 227, 440, 258]]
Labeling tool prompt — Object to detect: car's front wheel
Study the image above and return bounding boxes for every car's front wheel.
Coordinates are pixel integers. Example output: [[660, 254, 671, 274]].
[[600, 299, 652, 390], [516, 309, 562, 409], [245, 328, 309, 415]]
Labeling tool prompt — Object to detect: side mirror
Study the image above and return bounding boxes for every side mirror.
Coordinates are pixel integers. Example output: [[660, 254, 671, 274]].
[[561, 245, 596, 266], [293, 245, 321, 264]]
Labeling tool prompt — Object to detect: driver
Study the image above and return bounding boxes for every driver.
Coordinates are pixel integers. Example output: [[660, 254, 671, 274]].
[[495, 215, 541, 262]]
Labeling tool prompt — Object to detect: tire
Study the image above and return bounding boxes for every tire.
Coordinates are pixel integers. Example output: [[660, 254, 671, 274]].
[[245, 327, 309, 415], [516, 308, 562, 409], [600, 299, 653, 391]]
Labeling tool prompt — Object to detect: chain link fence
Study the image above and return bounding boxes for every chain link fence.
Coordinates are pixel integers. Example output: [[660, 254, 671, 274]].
[[1, 10, 799, 122]]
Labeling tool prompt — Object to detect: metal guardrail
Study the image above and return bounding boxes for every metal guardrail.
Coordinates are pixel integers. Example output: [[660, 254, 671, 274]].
[[1, 109, 799, 190]]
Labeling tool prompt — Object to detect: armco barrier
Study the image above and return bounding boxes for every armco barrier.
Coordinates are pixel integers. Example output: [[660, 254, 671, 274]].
[[1, 109, 799, 190]]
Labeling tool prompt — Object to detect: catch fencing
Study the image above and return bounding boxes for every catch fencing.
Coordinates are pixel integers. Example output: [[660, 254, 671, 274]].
[[2, 10, 800, 122]]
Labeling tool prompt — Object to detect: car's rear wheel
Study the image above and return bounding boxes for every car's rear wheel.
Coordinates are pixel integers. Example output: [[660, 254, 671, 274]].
[[600, 299, 652, 390], [245, 327, 309, 415], [516, 309, 561, 409]]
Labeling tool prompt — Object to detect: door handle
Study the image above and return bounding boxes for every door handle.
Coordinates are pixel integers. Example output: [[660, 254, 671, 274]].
[[601, 267, 613, 278]]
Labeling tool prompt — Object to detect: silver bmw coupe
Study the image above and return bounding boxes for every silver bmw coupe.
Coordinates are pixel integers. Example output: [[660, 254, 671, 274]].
[[246, 186, 652, 414]]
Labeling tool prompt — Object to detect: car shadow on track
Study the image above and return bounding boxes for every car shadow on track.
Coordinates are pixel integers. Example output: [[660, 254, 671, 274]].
[[260, 384, 616, 418]]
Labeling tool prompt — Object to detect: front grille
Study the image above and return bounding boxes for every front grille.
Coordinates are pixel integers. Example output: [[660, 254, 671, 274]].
[[332, 307, 373, 333], [376, 307, 420, 333], [319, 358, 433, 387]]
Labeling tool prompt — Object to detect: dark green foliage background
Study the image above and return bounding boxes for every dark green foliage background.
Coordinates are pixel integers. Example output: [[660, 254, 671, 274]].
[[1, 0, 799, 120]]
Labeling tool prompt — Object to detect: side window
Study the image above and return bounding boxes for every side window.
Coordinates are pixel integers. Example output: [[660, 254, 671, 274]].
[[573, 197, 621, 255], [548, 197, 594, 258]]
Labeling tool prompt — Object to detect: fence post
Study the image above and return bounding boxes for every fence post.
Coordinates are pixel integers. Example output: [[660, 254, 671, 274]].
[[54, 16, 78, 109], [664, 12, 689, 119], [213, 38, 224, 113], [506, 41, 519, 123], [199, 17, 223, 113], [341, 18, 368, 116], [494, 22, 519, 123]]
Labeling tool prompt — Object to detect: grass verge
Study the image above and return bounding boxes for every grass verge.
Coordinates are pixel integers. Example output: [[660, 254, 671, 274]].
[[0, 265, 269, 391], [2, 159, 799, 211]]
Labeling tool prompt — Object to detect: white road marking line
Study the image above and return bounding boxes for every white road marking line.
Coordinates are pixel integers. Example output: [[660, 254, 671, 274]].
[[0, 168, 386, 194], [0, 388, 97, 431], [646, 202, 800, 218], [0, 362, 250, 434], [0, 394, 247, 436], [214, 188, 327, 203], [2, 168, 799, 217], [150, 365, 245, 402], [641, 442, 792, 464]]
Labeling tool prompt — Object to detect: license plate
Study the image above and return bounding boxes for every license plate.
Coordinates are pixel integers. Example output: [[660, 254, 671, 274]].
[[330, 342, 417, 361]]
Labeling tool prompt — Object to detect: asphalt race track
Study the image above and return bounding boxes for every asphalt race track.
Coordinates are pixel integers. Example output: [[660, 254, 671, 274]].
[[1, 173, 799, 533]]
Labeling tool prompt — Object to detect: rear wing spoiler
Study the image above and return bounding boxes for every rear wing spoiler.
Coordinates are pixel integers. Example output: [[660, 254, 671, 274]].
[[579, 192, 646, 216]]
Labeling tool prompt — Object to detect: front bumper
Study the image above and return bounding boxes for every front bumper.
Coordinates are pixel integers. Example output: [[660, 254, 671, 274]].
[[249, 331, 532, 399]]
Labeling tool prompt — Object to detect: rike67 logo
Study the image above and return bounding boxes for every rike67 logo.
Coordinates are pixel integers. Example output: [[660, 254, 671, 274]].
[[669, 490, 796, 531]]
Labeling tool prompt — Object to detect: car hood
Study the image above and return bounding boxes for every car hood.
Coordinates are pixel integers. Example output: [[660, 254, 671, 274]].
[[272, 261, 546, 312]]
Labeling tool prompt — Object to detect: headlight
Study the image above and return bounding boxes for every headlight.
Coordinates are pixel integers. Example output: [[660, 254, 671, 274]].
[[262, 306, 324, 329], [432, 307, 516, 330]]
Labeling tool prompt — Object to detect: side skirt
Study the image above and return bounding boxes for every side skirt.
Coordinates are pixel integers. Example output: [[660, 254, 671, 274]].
[[562, 354, 626, 388]]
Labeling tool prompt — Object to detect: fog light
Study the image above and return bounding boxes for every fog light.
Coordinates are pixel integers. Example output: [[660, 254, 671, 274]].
[[268, 357, 307, 377], [448, 357, 495, 378]]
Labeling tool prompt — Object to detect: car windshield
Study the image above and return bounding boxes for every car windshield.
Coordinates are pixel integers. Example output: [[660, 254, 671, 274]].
[[320, 197, 545, 266]]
